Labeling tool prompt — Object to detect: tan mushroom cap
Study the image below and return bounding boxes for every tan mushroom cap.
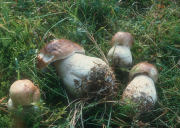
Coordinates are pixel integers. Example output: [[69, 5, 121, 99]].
[[37, 39, 85, 69], [129, 62, 158, 83], [9, 79, 40, 107], [111, 32, 133, 47]]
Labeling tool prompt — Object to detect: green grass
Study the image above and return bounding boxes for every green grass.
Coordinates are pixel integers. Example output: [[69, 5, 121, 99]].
[[0, 0, 180, 127]]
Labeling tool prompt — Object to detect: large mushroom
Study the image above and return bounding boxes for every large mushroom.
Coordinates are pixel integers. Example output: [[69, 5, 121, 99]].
[[37, 39, 116, 97], [8, 79, 40, 128], [107, 32, 133, 67], [122, 62, 158, 113]]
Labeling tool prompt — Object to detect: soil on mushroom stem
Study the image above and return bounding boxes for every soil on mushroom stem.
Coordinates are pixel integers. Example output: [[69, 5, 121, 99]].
[[78, 64, 118, 100], [123, 93, 155, 114]]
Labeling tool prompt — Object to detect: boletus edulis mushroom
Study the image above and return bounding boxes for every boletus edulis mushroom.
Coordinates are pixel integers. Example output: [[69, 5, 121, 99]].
[[107, 32, 133, 67], [122, 62, 158, 113], [37, 39, 116, 98], [8, 79, 40, 128]]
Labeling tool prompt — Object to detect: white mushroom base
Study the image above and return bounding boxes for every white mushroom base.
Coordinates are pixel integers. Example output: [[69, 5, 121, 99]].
[[55, 53, 115, 97], [122, 75, 157, 112], [7, 98, 15, 110], [107, 45, 132, 67]]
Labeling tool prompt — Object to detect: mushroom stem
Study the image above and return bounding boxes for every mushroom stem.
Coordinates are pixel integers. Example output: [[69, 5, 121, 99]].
[[122, 75, 157, 111], [13, 116, 26, 128], [107, 45, 132, 67], [54, 53, 115, 97]]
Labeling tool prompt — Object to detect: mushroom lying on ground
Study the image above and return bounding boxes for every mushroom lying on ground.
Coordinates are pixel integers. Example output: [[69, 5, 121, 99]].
[[37, 39, 116, 97], [107, 32, 133, 67], [8, 79, 40, 128], [122, 62, 158, 113]]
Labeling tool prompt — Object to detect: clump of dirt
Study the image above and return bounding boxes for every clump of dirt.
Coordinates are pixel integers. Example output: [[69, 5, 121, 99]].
[[81, 63, 117, 99]]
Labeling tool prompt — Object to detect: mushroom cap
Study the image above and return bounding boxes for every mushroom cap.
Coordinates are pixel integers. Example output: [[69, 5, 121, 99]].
[[129, 62, 158, 83], [9, 79, 40, 107], [37, 39, 85, 69], [111, 32, 133, 47]]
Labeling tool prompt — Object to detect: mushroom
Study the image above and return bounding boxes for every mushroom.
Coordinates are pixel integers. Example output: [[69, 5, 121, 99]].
[[107, 32, 133, 67], [37, 39, 116, 97], [122, 62, 158, 113], [8, 79, 40, 128]]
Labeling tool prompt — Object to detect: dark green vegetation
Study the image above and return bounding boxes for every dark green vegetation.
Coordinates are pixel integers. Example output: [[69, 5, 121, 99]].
[[0, 0, 180, 127]]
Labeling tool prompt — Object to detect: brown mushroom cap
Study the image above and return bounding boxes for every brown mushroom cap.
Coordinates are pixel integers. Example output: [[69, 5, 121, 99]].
[[111, 32, 133, 47], [9, 79, 40, 107], [129, 62, 158, 83], [37, 39, 85, 69]]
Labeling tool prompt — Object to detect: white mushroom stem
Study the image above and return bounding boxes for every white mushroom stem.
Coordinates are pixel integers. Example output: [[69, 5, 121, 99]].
[[122, 75, 157, 105], [107, 45, 132, 67], [54, 53, 115, 96], [7, 98, 15, 111]]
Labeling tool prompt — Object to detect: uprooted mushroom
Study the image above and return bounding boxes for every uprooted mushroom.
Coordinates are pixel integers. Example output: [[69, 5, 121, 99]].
[[8, 79, 40, 128], [107, 32, 133, 67], [37, 39, 116, 98], [122, 62, 158, 113]]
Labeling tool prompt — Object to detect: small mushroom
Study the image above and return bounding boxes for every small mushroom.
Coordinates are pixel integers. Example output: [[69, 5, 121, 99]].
[[8, 79, 40, 128], [107, 32, 133, 67], [37, 39, 116, 97], [122, 62, 158, 113]]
